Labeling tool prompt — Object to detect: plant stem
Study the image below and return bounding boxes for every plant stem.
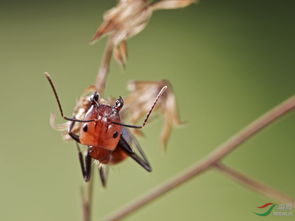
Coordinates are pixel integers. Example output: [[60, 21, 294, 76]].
[[81, 172, 94, 221], [102, 95, 295, 221], [95, 38, 114, 95], [213, 162, 295, 206]]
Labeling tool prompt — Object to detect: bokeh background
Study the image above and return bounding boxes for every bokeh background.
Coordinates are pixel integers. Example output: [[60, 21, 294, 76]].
[[0, 0, 294, 220]]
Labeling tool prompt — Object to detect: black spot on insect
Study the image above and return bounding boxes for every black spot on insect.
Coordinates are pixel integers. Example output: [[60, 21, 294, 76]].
[[113, 131, 119, 138], [83, 124, 88, 132]]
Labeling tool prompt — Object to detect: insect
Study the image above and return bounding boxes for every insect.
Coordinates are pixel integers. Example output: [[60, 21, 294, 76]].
[[45, 73, 166, 187]]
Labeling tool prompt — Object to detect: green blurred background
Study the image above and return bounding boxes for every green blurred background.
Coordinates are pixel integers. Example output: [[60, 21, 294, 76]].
[[0, 0, 294, 220]]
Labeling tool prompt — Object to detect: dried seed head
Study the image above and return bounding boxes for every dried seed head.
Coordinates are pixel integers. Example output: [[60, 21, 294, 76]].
[[91, 0, 196, 69], [123, 80, 182, 148]]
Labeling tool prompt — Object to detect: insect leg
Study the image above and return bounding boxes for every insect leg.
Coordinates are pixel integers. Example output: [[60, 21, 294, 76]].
[[68, 119, 80, 143], [98, 165, 109, 188], [84, 148, 92, 182], [118, 136, 152, 172], [76, 142, 86, 179], [75, 143, 92, 182]]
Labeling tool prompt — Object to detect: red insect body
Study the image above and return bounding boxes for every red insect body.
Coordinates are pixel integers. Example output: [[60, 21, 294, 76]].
[[79, 104, 128, 165], [80, 105, 121, 149], [45, 72, 166, 186]]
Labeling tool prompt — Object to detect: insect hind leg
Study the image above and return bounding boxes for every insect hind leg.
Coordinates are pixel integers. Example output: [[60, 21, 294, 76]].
[[118, 136, 152, 172]]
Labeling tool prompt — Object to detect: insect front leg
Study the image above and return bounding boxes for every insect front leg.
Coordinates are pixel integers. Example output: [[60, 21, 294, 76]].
[[68, 119, 80, 143], [76, 143, 92, 182]]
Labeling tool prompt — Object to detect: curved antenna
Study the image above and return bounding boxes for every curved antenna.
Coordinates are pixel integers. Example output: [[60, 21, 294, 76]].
[[111, 86, 167, 129], [44, 72, 94, 123]]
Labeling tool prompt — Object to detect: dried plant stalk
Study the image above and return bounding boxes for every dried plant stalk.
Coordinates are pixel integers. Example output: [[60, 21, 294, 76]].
[[95, 39, 114, 94], [81, 175, 94, 221], [213, 162, 295, 206], [102, 95, 295, 221]]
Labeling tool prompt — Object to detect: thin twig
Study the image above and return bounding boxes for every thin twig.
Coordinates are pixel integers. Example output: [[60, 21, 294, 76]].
[[103, 95, 295, 221], [213, 162, 295, 206], [81, 172, 94, 221], [95, 38, 114, 95]]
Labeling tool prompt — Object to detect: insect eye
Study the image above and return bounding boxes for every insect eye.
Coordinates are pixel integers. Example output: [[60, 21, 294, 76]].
[[115, 96, 124, 110], [90, 91, 99, 103], [113, 131, 119, 138], [82, 124, 88, 132]]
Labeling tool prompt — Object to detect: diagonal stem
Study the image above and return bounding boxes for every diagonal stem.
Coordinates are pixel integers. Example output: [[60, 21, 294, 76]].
[[102, 95, 295, 221], [213, 162, 295, 206]]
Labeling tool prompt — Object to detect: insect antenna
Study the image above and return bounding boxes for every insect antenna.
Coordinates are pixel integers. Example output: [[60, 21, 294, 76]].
[[112, 86, 167, 129], [45, 72, 94, 123]]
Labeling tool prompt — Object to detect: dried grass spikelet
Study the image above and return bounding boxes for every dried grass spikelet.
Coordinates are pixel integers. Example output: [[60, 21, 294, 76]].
[[90, 0, 196, 67], [123, 80, 182, 148]]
